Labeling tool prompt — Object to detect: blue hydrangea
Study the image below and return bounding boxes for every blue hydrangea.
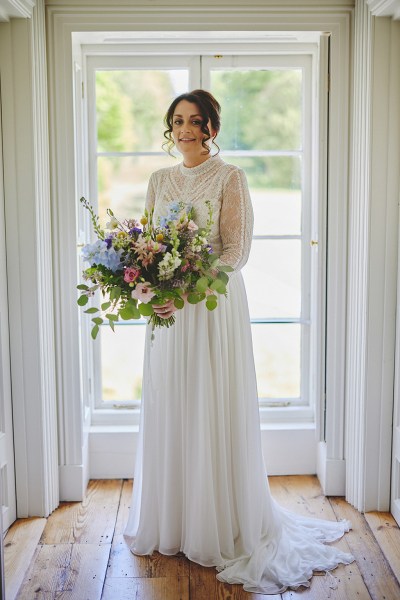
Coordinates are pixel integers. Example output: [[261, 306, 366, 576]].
[[81, 239, 123, 272], [159, 200, 189, 229]]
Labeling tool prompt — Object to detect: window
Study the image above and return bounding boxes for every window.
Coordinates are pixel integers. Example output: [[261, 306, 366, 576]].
[[82, 41, 322, 426]]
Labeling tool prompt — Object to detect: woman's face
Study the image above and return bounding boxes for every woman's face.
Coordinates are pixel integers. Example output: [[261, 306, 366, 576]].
[[172, 100, 215, 162]]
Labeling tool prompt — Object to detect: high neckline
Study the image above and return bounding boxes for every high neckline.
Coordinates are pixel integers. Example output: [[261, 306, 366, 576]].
[[179, 154, 223, 176]]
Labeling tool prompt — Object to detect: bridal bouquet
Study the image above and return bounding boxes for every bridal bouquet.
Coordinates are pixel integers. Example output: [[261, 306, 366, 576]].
[[77, 197, 232, 339]]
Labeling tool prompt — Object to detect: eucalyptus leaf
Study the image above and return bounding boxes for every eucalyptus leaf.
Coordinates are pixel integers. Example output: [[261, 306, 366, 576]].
[[196, 277, 209, 293], [217, 271, 229, 285], [139, 302, 154, 317], [110, 286, 121, 301], [119, 308, 132, 320], [187, 292, 204, 304], [91, 324, 99, 339], [77, 284, 89, 291], [174, 297, 185, 310], [92, 317, 103, 325], [77, 295, 89, 306], [106, 313, 119, 321], [217, 265, 234, 273], [206, 298, 218, 311], [84, 307, 99, 314], [210, 279, 226, 294], [109, 319, 115, 332], [101, 301, 111, 310]]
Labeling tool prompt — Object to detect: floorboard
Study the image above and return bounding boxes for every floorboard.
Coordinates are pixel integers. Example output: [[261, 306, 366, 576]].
[[4, 517, 46, 600], [364, 510, 400, 583], [330, 497, 400, 600], [4, 476, 400, 600]]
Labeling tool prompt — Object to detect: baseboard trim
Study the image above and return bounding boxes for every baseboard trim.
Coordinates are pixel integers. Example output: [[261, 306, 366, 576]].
[[59, 464, 87, 501], [317, 441, 346, 495]]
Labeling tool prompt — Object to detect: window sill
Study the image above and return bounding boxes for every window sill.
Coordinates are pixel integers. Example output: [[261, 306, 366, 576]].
[[90, 405, 315, 427]]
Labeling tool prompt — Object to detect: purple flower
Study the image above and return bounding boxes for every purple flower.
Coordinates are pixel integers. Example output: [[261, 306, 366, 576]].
[[129, 227, 142, 236]]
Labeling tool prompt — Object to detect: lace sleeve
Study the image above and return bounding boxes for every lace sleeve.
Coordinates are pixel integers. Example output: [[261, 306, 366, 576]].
[[218, 168, 254, 272], [145, 172, 156, 213]]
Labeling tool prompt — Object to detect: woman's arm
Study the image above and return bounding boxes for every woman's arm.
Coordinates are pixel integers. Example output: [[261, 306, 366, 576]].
[[218, 168, 254, 272]]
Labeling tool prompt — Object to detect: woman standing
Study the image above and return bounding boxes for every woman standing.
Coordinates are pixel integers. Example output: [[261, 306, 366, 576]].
[[124, 89, 353, 594]]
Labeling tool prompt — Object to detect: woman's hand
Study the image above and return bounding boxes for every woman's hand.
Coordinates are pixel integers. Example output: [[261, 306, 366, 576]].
[[152, 299, 177, 319]]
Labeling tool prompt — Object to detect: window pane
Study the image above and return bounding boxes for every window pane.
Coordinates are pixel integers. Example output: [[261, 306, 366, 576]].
[[222, 155, 301, 235], [242, 239, 301, 318], [252, 323, 300, 398], [211, 69, 302, 151], [96, 69, 189, 153], [97, 155, 176, 225], [101, 324, 145, 402]]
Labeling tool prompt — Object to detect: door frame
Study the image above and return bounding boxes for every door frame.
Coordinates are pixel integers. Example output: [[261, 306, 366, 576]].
[[46, 2, 352, 498]]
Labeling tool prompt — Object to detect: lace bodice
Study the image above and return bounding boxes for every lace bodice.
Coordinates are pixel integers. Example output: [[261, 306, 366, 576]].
[[145, 155, 254, 272]]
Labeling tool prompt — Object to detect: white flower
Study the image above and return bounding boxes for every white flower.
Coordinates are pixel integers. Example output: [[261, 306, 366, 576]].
[[106, 216, 119, 229], [158, 250, 182, 281], [191, 235, 208, 252]]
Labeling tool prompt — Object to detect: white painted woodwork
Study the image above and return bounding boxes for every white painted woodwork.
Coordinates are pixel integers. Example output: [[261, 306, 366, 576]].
[[367, 0, 400, 18], [0, 0, 35, 21], [0, 0, 59, 517], [89, 425, 317, 479], [389, 20, 400, 525], [346, 6, 400, 512], [0, 75, 17, 532], [46, 2, 351, 498]]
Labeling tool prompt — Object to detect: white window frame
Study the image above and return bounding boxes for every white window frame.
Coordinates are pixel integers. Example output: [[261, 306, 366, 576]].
[[202, 53, 315, 418], [82, 42, 324, 428]]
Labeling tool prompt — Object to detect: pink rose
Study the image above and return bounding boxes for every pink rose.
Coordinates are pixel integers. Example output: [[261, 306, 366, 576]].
[[131, 282, 155, 304], [124, 267, 140, 283]]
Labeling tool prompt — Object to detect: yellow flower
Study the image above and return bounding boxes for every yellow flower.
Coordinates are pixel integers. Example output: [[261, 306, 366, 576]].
[[117, 231, 127, 238], [156, 233, 164, 242], [140, 217, 148, 226]]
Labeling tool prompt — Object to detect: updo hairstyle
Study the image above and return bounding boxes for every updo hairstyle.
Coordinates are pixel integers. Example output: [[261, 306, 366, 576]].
[[163, 89, 221, 156]]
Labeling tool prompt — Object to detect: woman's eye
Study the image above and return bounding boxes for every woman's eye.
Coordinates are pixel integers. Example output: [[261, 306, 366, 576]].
[[173, 119, 183, 126], [192, 120, 202, 126]]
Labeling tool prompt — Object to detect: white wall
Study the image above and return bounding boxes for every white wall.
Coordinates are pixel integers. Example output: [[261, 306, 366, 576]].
[[0, 0, 399, 515]]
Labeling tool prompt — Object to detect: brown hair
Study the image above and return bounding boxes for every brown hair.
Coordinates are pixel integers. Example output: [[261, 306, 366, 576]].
[[162, 89, 221, 156]]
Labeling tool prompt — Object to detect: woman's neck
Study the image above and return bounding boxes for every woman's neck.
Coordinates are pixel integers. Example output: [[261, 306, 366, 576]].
[[182, 153, 211, 168]]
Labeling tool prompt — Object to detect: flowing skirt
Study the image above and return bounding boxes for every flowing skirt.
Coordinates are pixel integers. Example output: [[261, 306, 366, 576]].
[[124, 272, 354, 594]]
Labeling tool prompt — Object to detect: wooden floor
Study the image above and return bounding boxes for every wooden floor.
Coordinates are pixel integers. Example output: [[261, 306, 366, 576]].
[[4, 476, 400, 599]]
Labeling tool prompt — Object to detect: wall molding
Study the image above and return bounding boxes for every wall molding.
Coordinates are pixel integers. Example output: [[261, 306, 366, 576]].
[[0, 0, 58, 517], [30, 0, 59, 516], [367, 0, 400, 19], [0, 0, 35, 21], [345, 3, 400, 512]]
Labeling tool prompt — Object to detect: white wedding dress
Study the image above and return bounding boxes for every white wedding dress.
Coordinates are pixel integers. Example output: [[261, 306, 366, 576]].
[[124, 155, 354, 594]]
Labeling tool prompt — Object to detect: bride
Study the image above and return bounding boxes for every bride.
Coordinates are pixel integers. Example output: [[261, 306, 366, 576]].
[[123, 88, 354, 594]]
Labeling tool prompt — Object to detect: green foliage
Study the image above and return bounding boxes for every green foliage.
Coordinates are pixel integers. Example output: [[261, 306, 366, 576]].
[[77, 294, 89, 306], [174, 297, 185, 310], [212, 69, 302, 188], [95, 70, 175, 154], [139, 302, 154, 317]]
